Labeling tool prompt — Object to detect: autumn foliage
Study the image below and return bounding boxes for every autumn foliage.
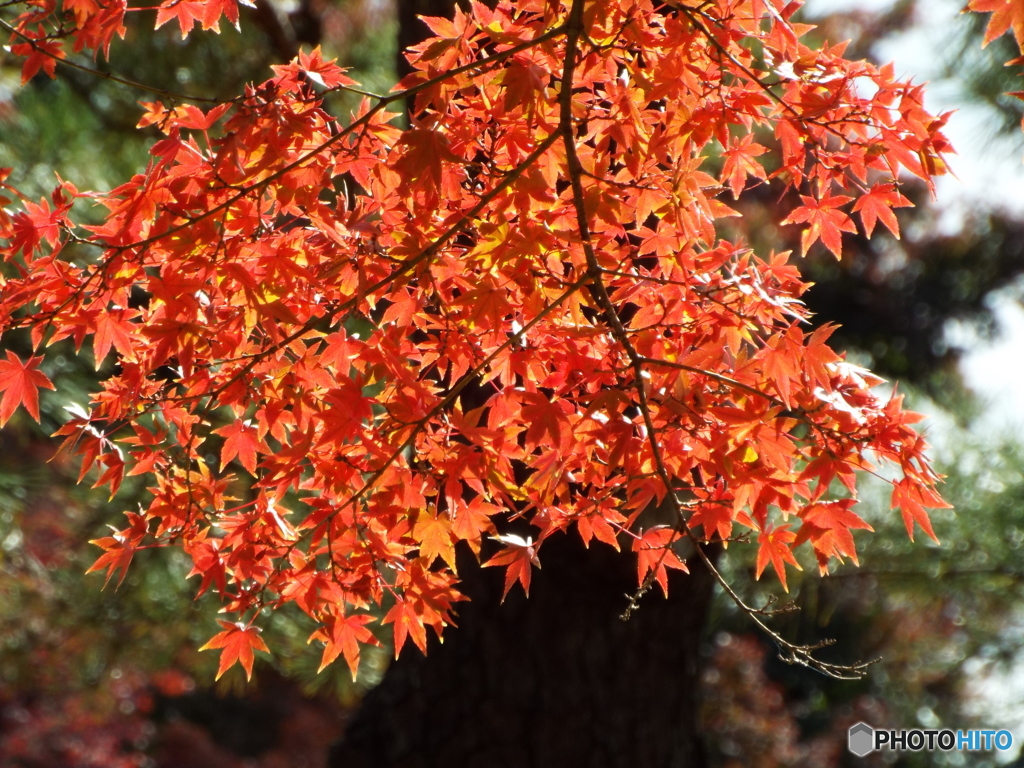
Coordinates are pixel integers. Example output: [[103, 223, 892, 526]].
[[6, 0, 1019, 682]]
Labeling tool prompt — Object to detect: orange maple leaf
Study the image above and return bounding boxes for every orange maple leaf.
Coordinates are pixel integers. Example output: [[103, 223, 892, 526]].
[[484, 533, 541, 600], [86, 513, 149, 588], [755, 525, 802, 592], [450, 497, 498, 555], [891, 477, 948, 543], [199, 620, 270, 681], [794, 500, 873, 571], [720, 134, 768, 199], [969, 0, 1024, 53], [383, 599, 429, 657], [413, 512, 457, 571], [311, 613, 380, 680]]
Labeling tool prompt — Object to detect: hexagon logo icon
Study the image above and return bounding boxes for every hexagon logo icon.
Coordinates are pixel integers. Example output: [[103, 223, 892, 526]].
[[848, 722, 875, 757]]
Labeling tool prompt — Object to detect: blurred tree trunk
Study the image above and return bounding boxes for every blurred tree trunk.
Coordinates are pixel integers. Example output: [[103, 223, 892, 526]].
[[329, 533, 718, 768]]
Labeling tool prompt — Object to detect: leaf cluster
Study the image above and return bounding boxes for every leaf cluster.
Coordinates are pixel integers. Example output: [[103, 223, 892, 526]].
[[0, 0, 995, 681]]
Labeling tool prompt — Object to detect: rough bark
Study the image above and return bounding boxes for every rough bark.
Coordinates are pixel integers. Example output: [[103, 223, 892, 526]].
[[329, 533, 718, 768]]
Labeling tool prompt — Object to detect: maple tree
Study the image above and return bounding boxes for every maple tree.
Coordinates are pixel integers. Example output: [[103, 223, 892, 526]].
[[5, 0, 1021, 695]]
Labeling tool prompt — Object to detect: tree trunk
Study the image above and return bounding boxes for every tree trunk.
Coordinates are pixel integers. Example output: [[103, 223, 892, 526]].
[[335, 5, 718, 764], [329, 533, 718, 768]]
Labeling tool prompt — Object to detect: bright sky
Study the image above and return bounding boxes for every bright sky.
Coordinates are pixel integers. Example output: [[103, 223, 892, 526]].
[[805, 0, 1024, 218], [805, 0, 1024, 754], [805, 0, 1024, 433]]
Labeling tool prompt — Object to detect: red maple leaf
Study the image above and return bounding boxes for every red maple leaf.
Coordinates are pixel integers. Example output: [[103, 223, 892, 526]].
[[213, 419, 265, 474], [781, 194, 857, 258], [154, 0, 239, 38], [633, 526, 688, 596], [199, 620, 270, 681], [10, 36, 65, 84], [0, 351, 55, 426], [688, 503, 735, 544], [383, 599, 429, 656], [93, 310, 137, 367], [720, 134, 768, 199], [484, 534, 541, 600], [853, 183, 912, 238]]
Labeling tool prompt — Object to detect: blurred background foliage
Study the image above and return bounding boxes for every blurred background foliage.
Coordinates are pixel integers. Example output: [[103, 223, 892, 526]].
[[0, 1, 397, 764], [1, 0, 1024, 766]]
